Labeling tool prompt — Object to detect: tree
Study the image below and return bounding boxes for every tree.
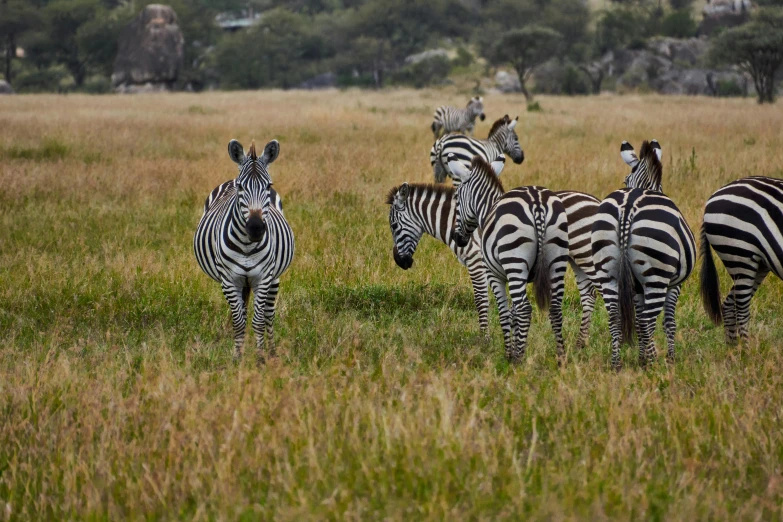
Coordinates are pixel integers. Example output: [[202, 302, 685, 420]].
[[710, 7, 783, 103], [0, 0, 41, 84], [488, 25, 563, 101]]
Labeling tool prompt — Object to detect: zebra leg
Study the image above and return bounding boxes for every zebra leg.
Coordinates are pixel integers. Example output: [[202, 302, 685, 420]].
[[252, 277, 272, 366], [722, 282, 739, 345], [663, 285, 682, 363], [507, 274, 532, 362], [634, 294, 648, 367], [737, 267, 770, 342], [221, 280, 248, 361], [466, 257, 490, 338], [572, 262, 596, 351], [549, 266, 567, 365], [639, 289, 667, 367], [264, 278, 280, 358], [488, 273, 513, 360], [601, 282, 624, 371]]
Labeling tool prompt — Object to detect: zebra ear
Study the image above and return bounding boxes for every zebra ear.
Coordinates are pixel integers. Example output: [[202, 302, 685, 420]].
[[491, 156, 506, 176], [396, 183, 409, 208], [261, 140, 280, 165], [448, 158, 471, 182], [228, 140, 245, 165], [651, 139, 662, 161], [508, 117, 518, 131], [620, 141, 639, 167]]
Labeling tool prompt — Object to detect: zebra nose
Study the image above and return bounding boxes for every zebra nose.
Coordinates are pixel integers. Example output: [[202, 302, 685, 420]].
[[246, 215, 266, 241], [454, 232, 470, 248], [479, 113, 486, 121], [393, 246, 413, 270]]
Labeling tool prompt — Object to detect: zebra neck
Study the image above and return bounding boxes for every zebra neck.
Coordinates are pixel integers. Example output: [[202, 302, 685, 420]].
[[488, 131, 505, 150], [412, 189, 452, 243], [476, 185, 503, 229]]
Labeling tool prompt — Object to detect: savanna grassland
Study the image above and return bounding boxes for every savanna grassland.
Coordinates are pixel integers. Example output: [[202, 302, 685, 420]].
[[1, 90, 783, 521]]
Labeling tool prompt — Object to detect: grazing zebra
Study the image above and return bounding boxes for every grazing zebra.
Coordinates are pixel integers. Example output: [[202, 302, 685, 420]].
[[430, 114, 523, 185], [700, 176, 783, 344], [591, 140, 696, 370], [449, 156, 570, 363], [431, 96, 486, 139], [194, 139, 295, 363]]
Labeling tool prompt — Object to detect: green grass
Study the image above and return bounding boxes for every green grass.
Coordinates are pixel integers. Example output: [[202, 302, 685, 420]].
[[0, 90, 782, 520]]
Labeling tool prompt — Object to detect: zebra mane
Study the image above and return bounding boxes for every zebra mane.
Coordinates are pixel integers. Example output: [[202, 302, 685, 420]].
[[488, 115, 511, 138], [638, 140, 662, 188], [385, 183, 455, 205], [471, 156, 504, 193]]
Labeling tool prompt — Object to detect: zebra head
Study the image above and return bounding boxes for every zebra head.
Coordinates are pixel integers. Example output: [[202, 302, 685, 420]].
[[468, 96, 485, 121], [228, 138, 279, 242], [489, 115, 524, 164], [449, 154, 505, 248], [386, 183, 419, 270], [621, 140, 663, 192]]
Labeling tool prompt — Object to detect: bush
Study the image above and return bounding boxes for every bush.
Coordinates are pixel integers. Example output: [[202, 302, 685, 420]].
[[14, 68, 66, 93], [561, 64, 589, 95], [391, 56, 452, 88], [81, 75, 111, 94], [661, 9, 697, 38], [716, 79, 745, 97], [451, 47, 473, 68]]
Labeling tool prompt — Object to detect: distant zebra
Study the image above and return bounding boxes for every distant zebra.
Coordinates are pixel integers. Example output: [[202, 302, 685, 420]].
[[431, 96, 486, 139], [591, 140, 696, 370], [449, 156, 570, 363], [430, 114, 523, 185], [386, 181, 498, 335], [194, 139, 295, 363], [700, 176, 783, 344]]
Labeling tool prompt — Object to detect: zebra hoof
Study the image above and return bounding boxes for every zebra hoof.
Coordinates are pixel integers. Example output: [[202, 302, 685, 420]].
[[612, 362, 623, 373], [666, 352, 675, 364], [256, 354, 266, 367]]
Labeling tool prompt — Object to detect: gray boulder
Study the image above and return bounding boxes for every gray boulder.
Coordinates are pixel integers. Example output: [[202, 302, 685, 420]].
[[0, 80, 13, 94], [295, 72, 337, 90], [404, 49, 449, 66], [494, 70, 521, 93], [112, 4, 184, 92]]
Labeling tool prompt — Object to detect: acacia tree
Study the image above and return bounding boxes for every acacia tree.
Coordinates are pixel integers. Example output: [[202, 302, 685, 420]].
[[710, 8, 783, 104], [489, 25, 563, 101], [0, 0, 40, 84]]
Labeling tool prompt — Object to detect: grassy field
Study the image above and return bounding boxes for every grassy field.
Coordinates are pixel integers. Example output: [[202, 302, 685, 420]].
[[1, 89, 782, 520]]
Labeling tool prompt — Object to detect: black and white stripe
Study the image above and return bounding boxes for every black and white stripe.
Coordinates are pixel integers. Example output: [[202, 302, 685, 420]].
[[194, 139, 295, 363], [591, 140, 696, 370], [386, 183, 490, 335], [430, 115, 523, 185], [450, 157, 570, 363], [430, 96, 486, 139], [700, 176, 783, 344]]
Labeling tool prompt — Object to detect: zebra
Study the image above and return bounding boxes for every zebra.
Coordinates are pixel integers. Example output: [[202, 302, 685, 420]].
[[194, 139, 295, 363], [431, 96, 486, 139], [700, 176, 783, 344], [591, 140, 696, 370], [430, 114, 523, 185], [449, 156, 570, 363], [385, 172, 502, 336]]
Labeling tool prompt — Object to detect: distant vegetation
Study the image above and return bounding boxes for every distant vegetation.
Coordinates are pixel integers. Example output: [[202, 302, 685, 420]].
[[1, 0, 783, 100]]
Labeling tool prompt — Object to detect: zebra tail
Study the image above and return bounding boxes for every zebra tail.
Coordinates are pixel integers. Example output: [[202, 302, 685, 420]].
[[700, 223, 723, 325], [532, 212, 552, 313], [433, 140, 447, 183], [618, 214, 636, 344]]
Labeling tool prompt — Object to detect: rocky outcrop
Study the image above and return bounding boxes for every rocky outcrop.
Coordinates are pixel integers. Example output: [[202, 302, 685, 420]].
[[0, 80, 13, 94], [699, 0, 751, 36], [494, 70, 521, 93], [112, 4, 184, 92], [295, 72, 337, 90]]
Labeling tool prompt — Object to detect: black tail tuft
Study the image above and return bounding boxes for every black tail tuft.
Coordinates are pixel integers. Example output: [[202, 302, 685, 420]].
[[618, 241, 636, 344], [700, 223, 723, 325], [532, 225, 551, 313]]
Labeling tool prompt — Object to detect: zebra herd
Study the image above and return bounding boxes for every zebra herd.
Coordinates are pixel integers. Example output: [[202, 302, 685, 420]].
[[189, 97, 782, 369], [386, 98, 783, 370]]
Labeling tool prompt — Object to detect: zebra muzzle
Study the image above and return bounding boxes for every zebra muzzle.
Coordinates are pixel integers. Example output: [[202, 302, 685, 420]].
[[246, 215, 266, 241], [479, 113, 486, 121], [454, 232, 470, 248], [393, 246, 413, 270]]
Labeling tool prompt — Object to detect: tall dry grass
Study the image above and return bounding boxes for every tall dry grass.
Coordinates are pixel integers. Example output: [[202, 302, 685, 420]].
[[0, 90, 782, 520]]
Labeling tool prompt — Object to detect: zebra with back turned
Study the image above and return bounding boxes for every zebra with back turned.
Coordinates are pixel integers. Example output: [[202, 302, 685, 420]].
[[449, 156, 570, 363], [591, 140, 696, 370], [194, 139, 295, 363], [431, 96, 486, 139], [700, 176, 783, 344], [430, 115, 523, 185]]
